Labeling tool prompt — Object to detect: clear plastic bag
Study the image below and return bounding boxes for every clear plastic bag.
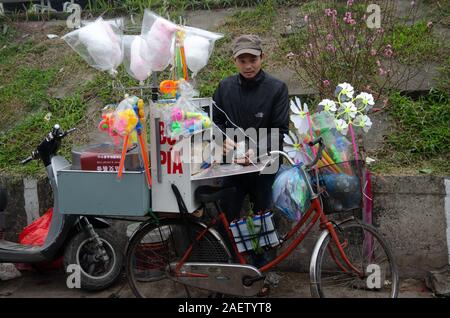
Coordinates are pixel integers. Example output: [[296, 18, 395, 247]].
[[161, 81, 211, 139], [272, 166, 311, 221], [140, 10, 178, 72], [62, 17, 123, 76], [112, 95, 139, 137], [122, 35, 152, 84], [183, 26, 223, 77]]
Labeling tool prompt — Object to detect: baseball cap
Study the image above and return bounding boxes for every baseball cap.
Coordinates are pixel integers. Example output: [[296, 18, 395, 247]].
[[232, 35, 262, 58]]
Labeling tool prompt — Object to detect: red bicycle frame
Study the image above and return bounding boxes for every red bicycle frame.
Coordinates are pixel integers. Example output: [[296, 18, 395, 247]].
[[174, 195, 363, 278]]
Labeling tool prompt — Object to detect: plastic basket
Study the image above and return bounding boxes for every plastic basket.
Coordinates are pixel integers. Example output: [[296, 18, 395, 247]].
[[311, 160, 364, 215], [229, 211, 280, 253]]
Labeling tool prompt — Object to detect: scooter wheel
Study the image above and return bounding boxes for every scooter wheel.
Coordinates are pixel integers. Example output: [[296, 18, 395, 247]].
[[64, 228, 124, 291]]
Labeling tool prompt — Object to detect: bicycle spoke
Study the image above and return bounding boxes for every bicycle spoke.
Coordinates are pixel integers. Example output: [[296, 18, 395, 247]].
[[314, 222, 398, 298]]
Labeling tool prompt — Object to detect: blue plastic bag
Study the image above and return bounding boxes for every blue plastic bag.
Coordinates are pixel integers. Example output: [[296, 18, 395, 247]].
[[272, 166, 311, 221]]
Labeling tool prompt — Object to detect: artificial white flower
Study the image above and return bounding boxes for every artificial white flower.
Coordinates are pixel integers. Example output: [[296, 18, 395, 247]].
[[335, 82, 355, 101], [283, 131, 308, 164], [355, 92, 375, 112], [353, 114, 373, 132], [338, 101, 357, 120], [290, 97, 309, 135], [318, 99, 337, 114], [335, 118, 349, 135]]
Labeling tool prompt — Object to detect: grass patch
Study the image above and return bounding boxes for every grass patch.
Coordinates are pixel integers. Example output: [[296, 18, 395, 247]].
[[0, 92, 89, 176], [197, 52, 236, 97], [1, 67, 57, 110], [389, 21, 442, 65], [373, 89, 450, 175], [225, 0, 277, 34]]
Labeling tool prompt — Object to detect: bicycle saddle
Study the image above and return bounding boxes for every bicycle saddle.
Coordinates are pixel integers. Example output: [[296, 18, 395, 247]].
[[195, 186, 236, 203]]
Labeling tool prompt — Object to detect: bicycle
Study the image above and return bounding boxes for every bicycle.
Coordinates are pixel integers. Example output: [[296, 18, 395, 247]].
[[125, 137, 399, 298]]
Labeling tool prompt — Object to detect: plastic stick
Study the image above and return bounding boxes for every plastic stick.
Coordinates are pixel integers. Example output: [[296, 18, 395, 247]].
[[349, 123, 359, 161], [138, 99, 148, 157], [180, 46, 189, 81], [363, 170, 374, 262], [306, 112, 316, 156], [322, 151, 342, 173], [118, 135, 129, 179]]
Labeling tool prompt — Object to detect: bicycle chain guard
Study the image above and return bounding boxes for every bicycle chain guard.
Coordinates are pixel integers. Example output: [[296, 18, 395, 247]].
[[167, 262, 264, 296]]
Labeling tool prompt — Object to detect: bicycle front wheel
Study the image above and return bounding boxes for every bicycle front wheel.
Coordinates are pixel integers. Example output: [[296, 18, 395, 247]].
[[311, 220, 399, 298], [126, 218, 232, 298]]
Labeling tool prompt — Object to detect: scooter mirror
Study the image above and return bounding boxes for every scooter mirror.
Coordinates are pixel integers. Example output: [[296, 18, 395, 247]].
[[0, 188, 7, 212]]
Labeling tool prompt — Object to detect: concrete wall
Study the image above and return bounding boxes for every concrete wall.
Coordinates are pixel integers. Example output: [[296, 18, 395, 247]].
[[1, 174, 449, 279], [372, 175, 449, 277], [274, 175, 450, 278]]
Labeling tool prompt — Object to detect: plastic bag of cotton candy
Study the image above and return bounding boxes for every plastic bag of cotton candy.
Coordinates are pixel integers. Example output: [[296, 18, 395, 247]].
[[183, 26, 223, 77], [122, 35, 153, 85], [140, 10, 178, 72], [62, 17, 124, 76]]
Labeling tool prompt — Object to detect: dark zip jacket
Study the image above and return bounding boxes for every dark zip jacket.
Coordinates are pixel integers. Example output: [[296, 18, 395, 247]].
[[212, 70, 289, 156]]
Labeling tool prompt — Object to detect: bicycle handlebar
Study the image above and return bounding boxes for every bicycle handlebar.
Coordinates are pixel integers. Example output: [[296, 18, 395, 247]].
[[305, 137, 325, 170]]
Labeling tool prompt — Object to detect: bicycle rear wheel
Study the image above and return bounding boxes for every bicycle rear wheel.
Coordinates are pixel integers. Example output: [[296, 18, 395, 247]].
[[311, 220, 399, 298], [126, 218, 232, 298]]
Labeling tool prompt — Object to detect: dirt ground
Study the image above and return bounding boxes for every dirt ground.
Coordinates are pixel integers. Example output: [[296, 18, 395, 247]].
[[0, 270, 435, 298]]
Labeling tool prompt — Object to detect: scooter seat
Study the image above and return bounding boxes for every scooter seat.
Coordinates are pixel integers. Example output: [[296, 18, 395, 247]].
[[195, 186, 236, 203], [0, 240, 41, 251]]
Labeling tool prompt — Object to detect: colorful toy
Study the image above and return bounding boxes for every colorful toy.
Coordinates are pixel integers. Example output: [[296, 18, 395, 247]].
[[171, 121, 182, 134], [170, 107, 204, 122], [160, 80, 179, 98], [114, 108, 138, 136], [113, 96, 152, 188], [170, 107, 184, 121], [98, 108, 121, 146], [184, 119, 203, 134]]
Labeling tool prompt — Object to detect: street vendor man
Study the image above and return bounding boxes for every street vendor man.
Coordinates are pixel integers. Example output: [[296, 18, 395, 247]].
[[212, 34, 289, 295]]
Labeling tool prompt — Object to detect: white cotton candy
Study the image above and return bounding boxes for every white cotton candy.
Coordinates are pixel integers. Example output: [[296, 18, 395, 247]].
[[130, 37, 152, 81], [184, 35, 211, 76], [123, 35, 152, 83], [141, 17, 177, 71], [64, 17, 123, 75]]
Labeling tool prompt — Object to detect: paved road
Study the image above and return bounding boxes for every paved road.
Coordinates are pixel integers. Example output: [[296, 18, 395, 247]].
[[0, 270, 434, 298]]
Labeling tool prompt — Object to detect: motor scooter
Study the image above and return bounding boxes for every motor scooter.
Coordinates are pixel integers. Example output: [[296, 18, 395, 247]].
[[0, 124, 123, 290]]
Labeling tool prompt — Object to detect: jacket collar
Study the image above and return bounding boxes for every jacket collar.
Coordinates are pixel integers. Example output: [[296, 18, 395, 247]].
[[237, 70, 266, 87]]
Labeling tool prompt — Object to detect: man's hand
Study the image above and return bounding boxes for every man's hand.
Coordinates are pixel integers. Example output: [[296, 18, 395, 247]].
[[223, 137, 235, 155], [234, 149, 255, 166]]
